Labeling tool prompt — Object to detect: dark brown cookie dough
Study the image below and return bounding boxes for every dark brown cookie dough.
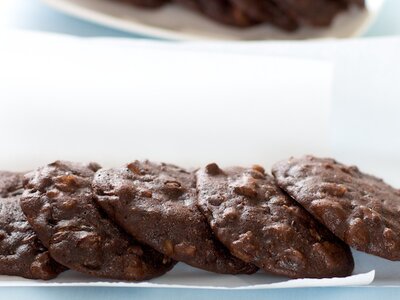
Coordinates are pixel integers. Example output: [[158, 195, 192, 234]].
[[174, 0, 258, 27], [93, 161, 257, 274], [196, 164, 354, 278], [0, 171, 63, 280], [229, 0, 299, 31], [20, 161, 174, 281], [272, 155, 400, 261]]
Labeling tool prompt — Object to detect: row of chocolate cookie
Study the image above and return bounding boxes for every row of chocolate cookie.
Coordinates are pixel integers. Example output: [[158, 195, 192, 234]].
[[0, 162, 250, 281], [0, 160, 347, 280], [116, 0, 365, 30], [1, 156, 398, 281], [92, 160, 354, 278], [0, 159, 352, 280], [0, 166, 176, 280]]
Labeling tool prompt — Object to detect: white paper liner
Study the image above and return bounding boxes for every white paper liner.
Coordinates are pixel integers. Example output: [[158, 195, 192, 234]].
[[0, 264, 375, 289]]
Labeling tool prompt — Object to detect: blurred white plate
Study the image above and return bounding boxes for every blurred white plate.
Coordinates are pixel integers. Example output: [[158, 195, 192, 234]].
[[42, 0, 384, 40]]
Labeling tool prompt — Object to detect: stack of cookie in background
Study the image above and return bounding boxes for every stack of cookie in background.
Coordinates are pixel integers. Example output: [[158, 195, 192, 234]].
[[117, 0, 365, 29], [0, 155, 399, 281]]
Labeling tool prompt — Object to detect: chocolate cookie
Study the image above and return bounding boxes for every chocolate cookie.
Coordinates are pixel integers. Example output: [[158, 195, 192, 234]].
[[273, 156, 400, 261], [174, 0, 258, 27], [0, 171, 25, 197], [0, 171, 63, 279], [229, 0, 299, 31], [273, 0, 346, 26], [196, 164, 354, 278], [93, 161, 257, 274], [20, 161, 174, 281]]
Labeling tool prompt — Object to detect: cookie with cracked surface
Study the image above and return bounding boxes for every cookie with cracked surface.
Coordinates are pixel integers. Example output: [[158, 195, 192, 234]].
[[196, 163, 354, 278], [0, 171, 63, 280], [20, 161, 174, 281], [93, 160, 257, 274], [273, 155, 400, 261]]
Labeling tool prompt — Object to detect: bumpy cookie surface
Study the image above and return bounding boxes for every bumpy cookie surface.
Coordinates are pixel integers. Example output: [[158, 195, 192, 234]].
[[0, 172, 25, 197], [0, 172, 63, 279], [196, 164, 354, 278], [273, 155, 400, 261], [93, 161, 257, 274], [21, 161, 174, 281]]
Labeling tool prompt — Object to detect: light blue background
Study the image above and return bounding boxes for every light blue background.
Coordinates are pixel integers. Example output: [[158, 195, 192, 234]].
[[2, 286, 400, 300], [2, 0, 400, 298]]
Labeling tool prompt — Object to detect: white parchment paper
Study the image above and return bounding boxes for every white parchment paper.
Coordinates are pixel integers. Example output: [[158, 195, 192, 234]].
[[0, 265, 374, 289], [0, 30, 332, 171]]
